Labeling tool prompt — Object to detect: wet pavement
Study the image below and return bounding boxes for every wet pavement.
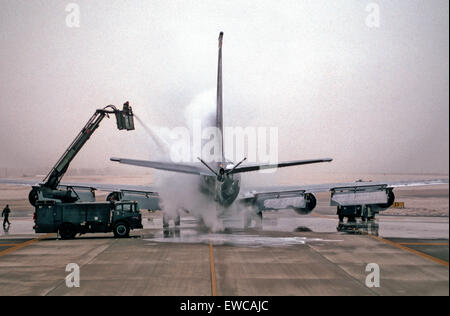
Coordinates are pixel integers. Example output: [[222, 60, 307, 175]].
[[2, 211, 449, 240], [146, 229, 343, 247], [141, 210, 449, 239], [0, 211, 448, 296], [0, 218, 35, 237]]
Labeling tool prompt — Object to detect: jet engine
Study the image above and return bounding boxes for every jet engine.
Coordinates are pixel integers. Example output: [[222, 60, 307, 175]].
[[377, 189, 395, 210], [330, 184, 395, 212], [330, 184, 395, 235], [293, 193, 317, 215]]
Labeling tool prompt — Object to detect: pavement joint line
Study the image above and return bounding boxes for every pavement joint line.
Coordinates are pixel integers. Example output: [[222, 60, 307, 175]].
[[0, 233, 55, 257], [368, 235, 449, 267], [305, 241, 380, 296], [209, 241, 218, 296], [43, 238, 118, 296]]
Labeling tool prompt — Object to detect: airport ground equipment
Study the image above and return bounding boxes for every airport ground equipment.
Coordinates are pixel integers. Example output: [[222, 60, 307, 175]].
[[33, 200, 142, 239], [106, 189, 160, 211], [28, 102, 135, 206], [331, 184, 394, 234]]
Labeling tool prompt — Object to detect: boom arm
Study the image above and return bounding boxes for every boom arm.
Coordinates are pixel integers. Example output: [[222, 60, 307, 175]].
[[29, 102, 135, 206]]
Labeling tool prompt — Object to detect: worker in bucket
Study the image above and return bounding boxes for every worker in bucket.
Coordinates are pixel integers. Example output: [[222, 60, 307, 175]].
[[2, 204, 11, 229]]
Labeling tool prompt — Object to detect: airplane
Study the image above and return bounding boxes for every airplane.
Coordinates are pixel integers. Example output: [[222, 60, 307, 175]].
[[109, 32, 333, 225], [108, 32, 448, 228], [1, 32, 448, 231]]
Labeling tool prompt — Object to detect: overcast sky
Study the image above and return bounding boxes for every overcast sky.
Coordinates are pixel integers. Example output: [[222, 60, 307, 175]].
[[0, 0, 448, 176]]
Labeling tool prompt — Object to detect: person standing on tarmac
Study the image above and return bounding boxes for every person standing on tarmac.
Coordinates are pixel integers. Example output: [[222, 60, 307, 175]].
[[2, 204, 11, 228]]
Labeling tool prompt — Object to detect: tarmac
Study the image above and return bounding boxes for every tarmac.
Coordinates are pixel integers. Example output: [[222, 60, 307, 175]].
[[0, 210, 448, 296]]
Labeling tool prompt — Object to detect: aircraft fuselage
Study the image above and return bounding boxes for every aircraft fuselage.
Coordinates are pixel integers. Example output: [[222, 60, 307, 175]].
[[200, 173, 241, 207]]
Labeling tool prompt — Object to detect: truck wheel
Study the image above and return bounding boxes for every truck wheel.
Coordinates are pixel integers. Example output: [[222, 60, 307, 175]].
[[113, 222, 130, 238], [28, 188, 39, 207], [59, 223, 77, 240]]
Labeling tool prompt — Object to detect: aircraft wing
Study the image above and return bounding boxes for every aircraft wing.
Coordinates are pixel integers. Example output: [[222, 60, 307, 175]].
[[1, 177, 447, 212], [0, 178, 41, 186], [0, 178, 158, 193], [239, 178, 449, 199], [2, 177, 447, 195], [110, 157, 216, 176]]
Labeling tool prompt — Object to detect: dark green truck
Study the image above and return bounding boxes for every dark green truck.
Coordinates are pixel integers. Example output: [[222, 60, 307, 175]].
[[33, 200, 143, 239]]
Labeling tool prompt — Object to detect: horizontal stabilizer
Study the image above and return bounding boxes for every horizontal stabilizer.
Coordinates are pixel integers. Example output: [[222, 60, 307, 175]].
[[228, 158, 333, 174], [110, 157, 215, 176]]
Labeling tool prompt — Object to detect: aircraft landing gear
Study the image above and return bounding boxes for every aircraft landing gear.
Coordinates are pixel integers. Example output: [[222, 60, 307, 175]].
[[243, 210, 252, 229], [162, 210, 181, 229], [242, 208, 263, 229], [174, 215, 181, 227], [163, 211, 181, 238], [255, 212, 263, 228], [163, 213, 169, 229]]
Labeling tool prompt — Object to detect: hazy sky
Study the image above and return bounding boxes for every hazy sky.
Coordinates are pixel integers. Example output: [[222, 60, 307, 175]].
[[0, 0, 448, 176]]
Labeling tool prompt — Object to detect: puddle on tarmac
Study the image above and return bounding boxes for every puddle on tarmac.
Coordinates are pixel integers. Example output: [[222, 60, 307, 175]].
[[144, 213, 338, 234], [144, 228, 342, 247]]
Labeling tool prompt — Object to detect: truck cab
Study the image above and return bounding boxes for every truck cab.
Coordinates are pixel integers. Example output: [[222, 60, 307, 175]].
[[111, 202, 143, 237]]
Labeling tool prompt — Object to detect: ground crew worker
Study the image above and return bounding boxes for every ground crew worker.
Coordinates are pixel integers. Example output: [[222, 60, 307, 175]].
[[2, 204, 11, 228]]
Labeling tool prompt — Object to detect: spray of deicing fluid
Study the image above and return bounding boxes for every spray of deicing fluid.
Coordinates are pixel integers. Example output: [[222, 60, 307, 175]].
[[134, 114, 170, 156], [133, 108, 225, 231], [133, 92, 251, 231], [155, 173, 225, 232]]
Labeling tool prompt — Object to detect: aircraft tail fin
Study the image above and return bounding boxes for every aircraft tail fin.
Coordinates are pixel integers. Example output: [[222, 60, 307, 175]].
[[216, 32, 225, 163]]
